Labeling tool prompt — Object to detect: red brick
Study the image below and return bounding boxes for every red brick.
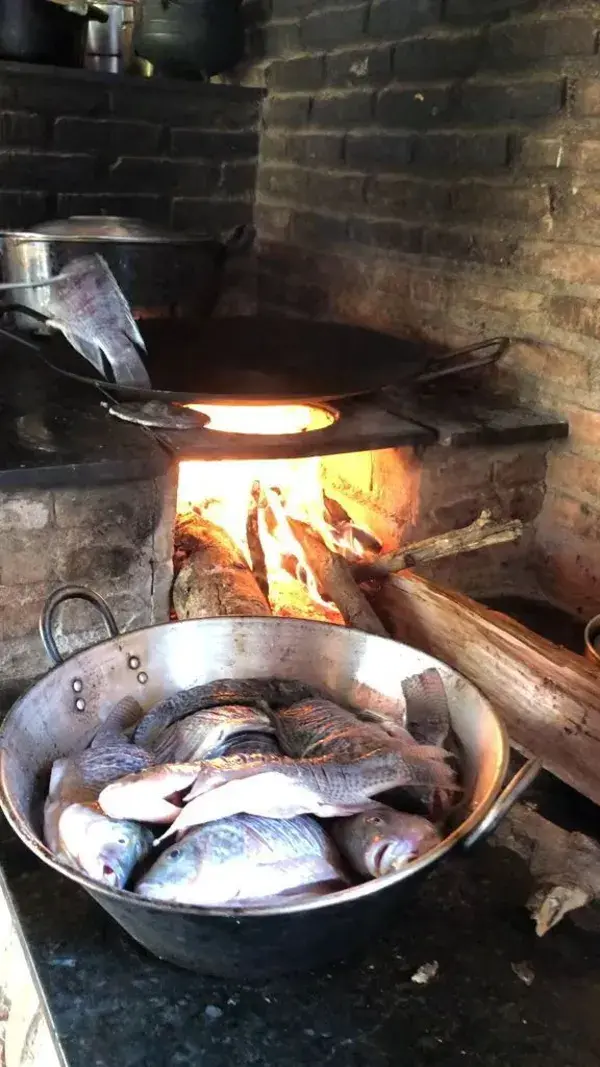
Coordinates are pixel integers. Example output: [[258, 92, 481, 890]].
[[450, 181, 549, 221], [564, 186, 600, 234], [570, 141, 600, 170], [519, 241, 600, 286], [546, 452, 600, 503], [493, 449, 547, 488], [456, 280, 543, 312], [515, 136, 565, 170], [543, 492, 600, 543], [535, 535, 600, 617], [548, 295, 600, 340], [573, 80, 600, 117], [564, 406, 600, 450]]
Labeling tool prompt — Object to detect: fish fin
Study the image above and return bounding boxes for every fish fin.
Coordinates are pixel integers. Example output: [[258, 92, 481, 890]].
[[92, 696, 145, 744]]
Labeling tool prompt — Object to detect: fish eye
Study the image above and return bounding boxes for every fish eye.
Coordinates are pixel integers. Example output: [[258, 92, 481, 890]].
[[366, 816, 384, 826], [117, 838, 127, 846], [168, 849, 182, 859]]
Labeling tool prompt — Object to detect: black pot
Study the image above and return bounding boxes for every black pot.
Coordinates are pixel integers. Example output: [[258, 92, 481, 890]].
[[0, 0, 107, 66], [134, 0, 244, 80]]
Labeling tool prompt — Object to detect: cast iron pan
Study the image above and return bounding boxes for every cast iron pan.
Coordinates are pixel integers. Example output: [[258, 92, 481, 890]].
[[3, 315, 435, 404], [1, 312, 509, 405]]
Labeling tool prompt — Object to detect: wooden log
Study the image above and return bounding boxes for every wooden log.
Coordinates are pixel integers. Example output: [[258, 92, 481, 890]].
[[287, 518, 387, 636], [246, 481, 270, 603], [353, 510, 523, 579], [173, 514, 272, 620], [370, 571, 600, 806], [490, 802, 600, 935]]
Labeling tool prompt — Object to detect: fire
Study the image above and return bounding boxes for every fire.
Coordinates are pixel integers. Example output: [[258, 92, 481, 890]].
[[176, 404, 380, 621]]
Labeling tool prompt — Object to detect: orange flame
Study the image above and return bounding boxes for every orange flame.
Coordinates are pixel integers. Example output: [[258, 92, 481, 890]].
[[177, 404, 379, 621]]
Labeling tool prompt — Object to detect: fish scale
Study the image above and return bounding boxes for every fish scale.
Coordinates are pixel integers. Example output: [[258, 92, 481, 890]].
[[134, 678, 325, 748], [149, 704, 275, 764], [135, 813, 350, 907]]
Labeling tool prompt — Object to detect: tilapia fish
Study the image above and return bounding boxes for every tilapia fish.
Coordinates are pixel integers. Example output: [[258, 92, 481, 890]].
[[402, 668, 452, 748], [330, 804, 442, 878], [135, 813, 349, 907], [43, 696, 155, 887], [99, 741, 456, 841], [149, 704, 275, 763], [134, 678, 325, 748], [274, 698, 409, 760]]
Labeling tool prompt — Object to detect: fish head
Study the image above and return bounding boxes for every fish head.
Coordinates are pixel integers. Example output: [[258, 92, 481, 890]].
[[352, 808, 442, 877], [135, 835, 203, 902], [58, 804, 153, 889]]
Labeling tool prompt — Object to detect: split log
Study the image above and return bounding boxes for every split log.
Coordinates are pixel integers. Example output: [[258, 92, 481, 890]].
[[370, 572, 600, 807], [173, 514, 271, 620], [490, 802, 600, 935], [246, 481, 270, 602], [353, 510, 523, 579], [287, 518, 387, 637]]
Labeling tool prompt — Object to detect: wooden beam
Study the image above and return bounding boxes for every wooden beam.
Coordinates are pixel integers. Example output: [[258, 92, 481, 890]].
[[370, 571, 600, 806]]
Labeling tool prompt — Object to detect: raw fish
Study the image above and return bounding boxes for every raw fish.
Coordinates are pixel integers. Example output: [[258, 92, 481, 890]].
[[135, 813, 349, 907], [134, 678, 325, 748], [330, 804, 442, 878], [150, 704, 274, 763]]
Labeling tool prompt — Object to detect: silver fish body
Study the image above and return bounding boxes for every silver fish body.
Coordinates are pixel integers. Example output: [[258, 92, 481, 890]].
[[150, 704, 275, 764], [45, 254, 151, 387], [402, 668, 452, 747], [55, 803, 153, 889], [330, 804, 442, 878], [43, 696, 155, 886], [134, 678, 325, 749], [274, 698, 398, 760], [99, 739, 456, 842], [135, 814, 349, 907], [43, 758, 153, 888]]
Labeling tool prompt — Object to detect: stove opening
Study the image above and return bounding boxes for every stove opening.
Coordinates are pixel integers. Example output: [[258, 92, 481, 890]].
[[175, 419, 414, 623], [186, 403, 336, 436]]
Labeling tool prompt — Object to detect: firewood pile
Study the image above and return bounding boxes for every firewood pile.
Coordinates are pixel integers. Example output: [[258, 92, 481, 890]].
[[172, 496, 600, 936]]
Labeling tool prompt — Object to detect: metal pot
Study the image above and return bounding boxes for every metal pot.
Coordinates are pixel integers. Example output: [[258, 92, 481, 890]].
[[1, 216, 253, 329], [0, 585, 539, 978], [134, 0, 243, 80], [584, 614, 600, 666], [0, 0, 107, 66], [85, 0, 138, 72]]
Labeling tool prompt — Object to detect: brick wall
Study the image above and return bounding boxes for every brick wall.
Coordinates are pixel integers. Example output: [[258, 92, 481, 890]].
[[241, 0, 600, 618], [0, 472, 177, 710], [0, 61, 261, 235]]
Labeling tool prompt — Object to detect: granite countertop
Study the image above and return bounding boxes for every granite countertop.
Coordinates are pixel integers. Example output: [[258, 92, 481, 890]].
[[1, 795, 600, 1067]]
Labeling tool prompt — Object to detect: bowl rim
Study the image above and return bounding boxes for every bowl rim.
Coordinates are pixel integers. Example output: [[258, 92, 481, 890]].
[[0, 616, 510, 920]]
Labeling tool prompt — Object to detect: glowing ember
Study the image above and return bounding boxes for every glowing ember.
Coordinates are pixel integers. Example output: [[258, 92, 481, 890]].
[[176, 404, 380, 622], [187, 403, 334, 436]]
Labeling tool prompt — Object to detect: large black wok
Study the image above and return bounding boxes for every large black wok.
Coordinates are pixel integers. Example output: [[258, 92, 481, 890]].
[[0, 586, 538, 978], [3, 314, 508, 404]]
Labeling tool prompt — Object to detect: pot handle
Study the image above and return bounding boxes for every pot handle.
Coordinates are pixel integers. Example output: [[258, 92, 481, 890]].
[[40, 585, 120, 666], [461, 757, 542, 850]]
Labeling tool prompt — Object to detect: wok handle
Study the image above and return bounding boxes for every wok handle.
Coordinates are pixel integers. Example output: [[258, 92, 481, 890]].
[[461, 757, 542, 851], [40, 585, 120, 666]]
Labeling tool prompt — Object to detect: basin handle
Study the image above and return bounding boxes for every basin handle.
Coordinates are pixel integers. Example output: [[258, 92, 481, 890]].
[[462, 757, 542, 850], [40, 584, 120, 666]]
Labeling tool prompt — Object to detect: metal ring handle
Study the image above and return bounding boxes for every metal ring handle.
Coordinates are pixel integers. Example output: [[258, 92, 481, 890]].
[[462, 757, 542, 851], [40, 585, 120, 666]]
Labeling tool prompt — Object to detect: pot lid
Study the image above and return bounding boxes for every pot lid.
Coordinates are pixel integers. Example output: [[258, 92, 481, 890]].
[[3, 216, 209, 244]]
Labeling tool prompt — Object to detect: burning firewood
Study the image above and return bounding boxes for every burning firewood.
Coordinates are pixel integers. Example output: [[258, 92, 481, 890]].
[[490, 802, 600, 936], [173, 514, 271, 620], [352, 510, 523, 579], [370, 572, 600, 807], [246, 481, 270, 603], [286, 517, 387, 637]]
